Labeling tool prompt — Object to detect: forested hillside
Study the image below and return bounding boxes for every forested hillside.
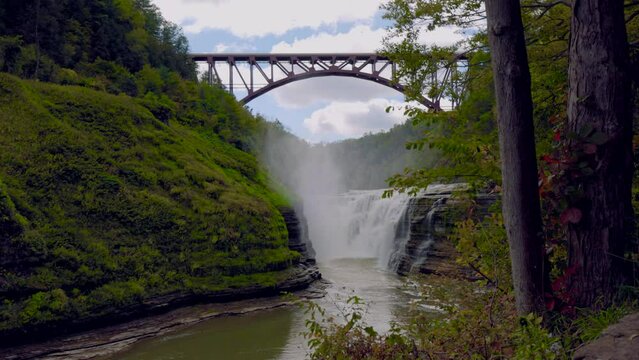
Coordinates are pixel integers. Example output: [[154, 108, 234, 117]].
[[0, 0, 301, 340], [0, 0, 195, 82]]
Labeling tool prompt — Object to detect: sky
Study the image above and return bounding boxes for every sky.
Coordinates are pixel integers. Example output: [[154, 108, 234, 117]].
[[152, 0, 463, 143]]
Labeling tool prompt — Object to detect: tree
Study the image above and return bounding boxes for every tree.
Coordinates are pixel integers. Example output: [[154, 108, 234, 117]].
[[566, 0, 634, 307], [484, 0, 546, 315]]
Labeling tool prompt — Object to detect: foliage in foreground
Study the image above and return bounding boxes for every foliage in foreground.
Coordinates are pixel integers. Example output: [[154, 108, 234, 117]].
[[303, 198, 637, 359], [303, 275, 636, 360], [0, 73, 298, 335]]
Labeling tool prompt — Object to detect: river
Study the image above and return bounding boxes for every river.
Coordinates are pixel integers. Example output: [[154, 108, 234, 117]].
[[108, 258, 419, 360], [108, 190, 425, 359]]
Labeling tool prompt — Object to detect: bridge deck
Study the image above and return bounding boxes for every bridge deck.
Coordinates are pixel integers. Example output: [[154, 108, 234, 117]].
[[189, 53, 389, 62]]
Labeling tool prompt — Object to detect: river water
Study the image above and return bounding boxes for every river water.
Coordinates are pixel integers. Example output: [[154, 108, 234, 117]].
[[110, 190, 424, 359], [110, 259, 418, 360]]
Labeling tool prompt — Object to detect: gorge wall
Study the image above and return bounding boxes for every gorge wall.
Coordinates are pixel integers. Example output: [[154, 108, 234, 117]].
[[389, 188, 497, 278]]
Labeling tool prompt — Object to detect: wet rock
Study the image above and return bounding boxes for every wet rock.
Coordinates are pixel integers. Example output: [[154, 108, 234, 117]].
[[280, 205, 316, 264], [573, 312, 639, 360], [389, 185, 496, 278]]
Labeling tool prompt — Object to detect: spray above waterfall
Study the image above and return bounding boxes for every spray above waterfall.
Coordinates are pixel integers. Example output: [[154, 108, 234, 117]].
[[258, 123, 456, 270], [259, 124, 414, 267]]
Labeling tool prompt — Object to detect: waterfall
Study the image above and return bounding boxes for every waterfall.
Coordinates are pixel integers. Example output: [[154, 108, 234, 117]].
[[303, 184, 471, 272], [304, 189, 411, 267]]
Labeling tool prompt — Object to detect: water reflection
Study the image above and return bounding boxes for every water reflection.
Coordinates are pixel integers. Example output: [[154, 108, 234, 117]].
[[112, 307, 294, 360], [112, 259, 415, 360]]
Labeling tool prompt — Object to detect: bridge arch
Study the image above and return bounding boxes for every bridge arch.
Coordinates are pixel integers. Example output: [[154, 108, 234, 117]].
[[241, 69, 437, 109], [189, 53, 447, 111]]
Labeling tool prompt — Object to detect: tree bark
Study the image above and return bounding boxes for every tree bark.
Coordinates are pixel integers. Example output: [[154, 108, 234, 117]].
[[567, 0, 633, 307], [485, 0, 547, 315]]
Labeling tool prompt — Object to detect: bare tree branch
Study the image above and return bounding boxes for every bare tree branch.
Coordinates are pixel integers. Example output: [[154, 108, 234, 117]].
[[522, 1, 572, 9], [523, 1, 572, 20]]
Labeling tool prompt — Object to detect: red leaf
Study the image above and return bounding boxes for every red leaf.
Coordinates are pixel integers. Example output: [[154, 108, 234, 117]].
[[560, 305, 576, 316], [551, 278, 564, 292], [542, 155, 560, 164], [583, 143, 597, 155], [545, 297, 556, 311], [553, 131, 561, 141], [560, 208, 582, 224]]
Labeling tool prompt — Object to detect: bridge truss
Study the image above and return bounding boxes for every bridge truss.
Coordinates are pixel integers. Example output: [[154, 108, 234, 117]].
[[190, 53, 468, 111]]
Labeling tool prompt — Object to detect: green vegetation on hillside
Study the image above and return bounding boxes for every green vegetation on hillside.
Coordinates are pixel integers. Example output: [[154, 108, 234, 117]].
[[0, 0, 307, 340], [0, 0, 195, 81], [0, 73, 297, 335]]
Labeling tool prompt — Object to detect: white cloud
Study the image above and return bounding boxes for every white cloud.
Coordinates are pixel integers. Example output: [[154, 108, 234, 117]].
[[304, 99, 408, 141], [416, 26, 467, 47], [271, 25, 386, 53], [271, 24, 465, 53], [213, 42, 256, 53], [153, 0, 382, 37]]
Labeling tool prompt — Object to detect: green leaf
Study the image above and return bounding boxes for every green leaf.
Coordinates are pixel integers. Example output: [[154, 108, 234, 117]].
[[364, 326, 378, 337]]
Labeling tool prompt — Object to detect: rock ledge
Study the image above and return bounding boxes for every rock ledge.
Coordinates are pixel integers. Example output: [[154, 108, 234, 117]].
[[573, 312, 639, 360]]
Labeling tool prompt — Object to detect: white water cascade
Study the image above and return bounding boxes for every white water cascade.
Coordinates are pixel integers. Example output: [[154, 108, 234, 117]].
[[303, 189, 411, 266]]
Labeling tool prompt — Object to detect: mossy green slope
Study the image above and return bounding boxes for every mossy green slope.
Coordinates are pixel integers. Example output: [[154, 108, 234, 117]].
[[0, 73, 297, 334]]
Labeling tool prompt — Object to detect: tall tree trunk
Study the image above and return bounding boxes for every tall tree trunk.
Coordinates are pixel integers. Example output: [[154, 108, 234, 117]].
[[567, 0, 633, 308], [485, 0, 546, 315]]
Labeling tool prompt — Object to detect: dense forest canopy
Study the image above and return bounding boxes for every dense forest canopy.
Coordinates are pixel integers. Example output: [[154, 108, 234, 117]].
[[381, 0, 639, 308], [0, 0, 196, 82]]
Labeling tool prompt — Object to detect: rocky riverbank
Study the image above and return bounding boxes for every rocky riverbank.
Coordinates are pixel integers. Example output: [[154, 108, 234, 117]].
[[0, 276, 328, 360]]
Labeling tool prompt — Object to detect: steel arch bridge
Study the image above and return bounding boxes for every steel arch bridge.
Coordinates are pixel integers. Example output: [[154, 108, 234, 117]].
[[189, 53, 466, 111]]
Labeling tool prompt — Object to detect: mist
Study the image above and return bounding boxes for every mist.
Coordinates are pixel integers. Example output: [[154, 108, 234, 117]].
[[258, 122, 423, 264]]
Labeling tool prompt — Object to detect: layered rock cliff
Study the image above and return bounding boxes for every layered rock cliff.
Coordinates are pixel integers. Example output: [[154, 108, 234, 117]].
[[280, 205, 317, 264], [388, 186, 497, 278]]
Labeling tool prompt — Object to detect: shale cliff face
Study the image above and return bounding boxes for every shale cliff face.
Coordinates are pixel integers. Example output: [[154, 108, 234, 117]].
[[279, 205, 320, 289], [280, 205, 317, 264], [389, 187, 496, 278]]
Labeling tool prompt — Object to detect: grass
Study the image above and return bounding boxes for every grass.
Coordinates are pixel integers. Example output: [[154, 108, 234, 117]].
[[0, 73, 298, 334]]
